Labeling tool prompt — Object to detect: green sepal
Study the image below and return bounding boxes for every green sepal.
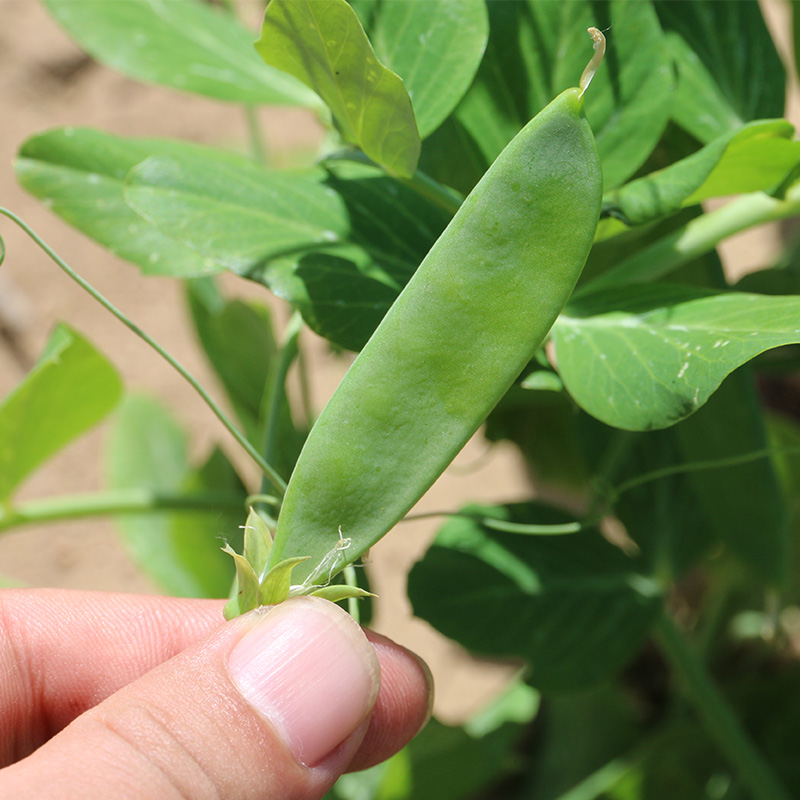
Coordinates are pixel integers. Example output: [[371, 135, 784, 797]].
[[304, 585, 375, 603], [222, 544, 260, 615], [259, 556, 310, 605], [242, 507, 273, 580]]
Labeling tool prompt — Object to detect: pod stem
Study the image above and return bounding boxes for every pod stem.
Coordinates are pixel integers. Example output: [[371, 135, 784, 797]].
[[579, 27, 606, 97], [0, 207, 288, 496]]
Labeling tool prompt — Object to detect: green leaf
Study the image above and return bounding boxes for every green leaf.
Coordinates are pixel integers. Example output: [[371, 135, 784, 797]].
[[148, 158, 451, 351], [261, 556, 309, 605], [224, 544, 260, 616], [0, 324, 122, 501], [106, 395, 247, 597], [603, 120, 800, 227], [369, 0, 488, 138], [306, 585, 373, 603], [255, 0, 420, 178], [186, 279, 278, 444], [485, 384, 589, 490], [242, 506, 274, 581], [674, 369, 789, 584], [408, 502, 662, 692], [451, 0, 673, 190], [657, 1, 785, 144], [15, 128, 230, 277], [125, 153, 350, 273], [607, 427, 716, 580], [525, 683, 643, 800], [42, 0, 319, 107], [553, 285, 800, 431]]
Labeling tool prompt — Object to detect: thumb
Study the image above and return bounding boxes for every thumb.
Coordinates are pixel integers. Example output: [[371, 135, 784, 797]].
[[2, 597, 383, 800]]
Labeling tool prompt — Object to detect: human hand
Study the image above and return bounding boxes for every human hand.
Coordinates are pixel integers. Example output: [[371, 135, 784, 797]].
[[0, 589, 432, 799]]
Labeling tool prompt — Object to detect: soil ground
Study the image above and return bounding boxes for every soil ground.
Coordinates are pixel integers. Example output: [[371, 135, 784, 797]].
[[0, 0, 793, 721]]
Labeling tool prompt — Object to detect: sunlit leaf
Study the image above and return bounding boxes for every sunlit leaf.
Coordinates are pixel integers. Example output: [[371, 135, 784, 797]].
[[43, 0, 319, 107], [0, 324, 122, 501], [554, 285, 800, 430], [255, 0, 420, 177]]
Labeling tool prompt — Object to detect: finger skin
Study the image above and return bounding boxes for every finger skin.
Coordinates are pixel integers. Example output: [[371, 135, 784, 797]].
[[0, 589, 432, 792]]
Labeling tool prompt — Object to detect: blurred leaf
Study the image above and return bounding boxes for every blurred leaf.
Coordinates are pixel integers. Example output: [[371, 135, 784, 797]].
[[607, 427, 716, 580], [42, 0, 318, 107], [675, 369, 789, 584], [369, 0, 488, 138], [485, 384, 589, 489], [408, 502, 661, 692], [0, 324, 122, 501], [604, 120, 800, 227], [0, 574, 26, 588], [525, 684, 644, 800], [657, 0, 785, 144], [186, 279, 277, 443], [450, 0, 673, 190], [106, 395, 247, 598], [554, 285, 800, 431], [255, 0, 420, 177], [15, 128, 231, 277], [124, 152, 350, 273]]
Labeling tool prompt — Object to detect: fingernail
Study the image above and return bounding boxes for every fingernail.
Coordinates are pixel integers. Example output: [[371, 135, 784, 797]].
[[227, 597, 380, 766]]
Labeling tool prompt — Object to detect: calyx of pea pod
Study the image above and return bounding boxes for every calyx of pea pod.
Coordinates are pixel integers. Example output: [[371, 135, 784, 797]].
[[223, 508, 373, 620]]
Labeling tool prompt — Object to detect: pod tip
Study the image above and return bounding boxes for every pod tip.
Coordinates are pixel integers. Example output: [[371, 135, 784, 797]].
[[579, 26, 606, 98]]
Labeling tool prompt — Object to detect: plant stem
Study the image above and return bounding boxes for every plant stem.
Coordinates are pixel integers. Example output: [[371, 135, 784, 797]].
[[655, 612, 792, 800], [260, 311, 302, 493], [581, 190, 800, 295], [0, 489, 245, 534], [0, 208, 287, 496]]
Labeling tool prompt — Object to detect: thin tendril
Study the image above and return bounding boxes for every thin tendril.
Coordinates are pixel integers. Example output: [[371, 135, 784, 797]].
[[403, 445, 800, 536], [0, 207, 287, 496]]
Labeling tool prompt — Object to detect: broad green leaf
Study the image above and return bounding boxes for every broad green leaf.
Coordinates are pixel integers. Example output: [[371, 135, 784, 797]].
[[450, 0, 673, 190], [664, 32, 743, 145], [15, 128, 229, 277], [140, 158, 451, 351], [106, 395, 247, 598], [186, 279, 278, 445], [553, 285, 800, 431], [42, 0, 319, 107], [125, 153, 350, 272], [675, 369, 789, 584], [369, 0, 488, 138], [255, 0, 420, 177], [0, 324, 122, 501], [408, 503, 662, 692], [603, 120, 800, 227], [657, 1, 785, 144]]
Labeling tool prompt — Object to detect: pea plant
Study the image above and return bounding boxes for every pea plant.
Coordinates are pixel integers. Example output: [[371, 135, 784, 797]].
[[2, 0, 800, 797]]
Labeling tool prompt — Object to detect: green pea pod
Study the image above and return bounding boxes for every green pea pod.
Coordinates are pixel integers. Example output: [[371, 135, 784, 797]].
[[271, 32, 606, 583]]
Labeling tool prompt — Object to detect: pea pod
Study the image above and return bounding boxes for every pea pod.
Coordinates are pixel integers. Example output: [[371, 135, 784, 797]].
[[271, 31, 606, 582]]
